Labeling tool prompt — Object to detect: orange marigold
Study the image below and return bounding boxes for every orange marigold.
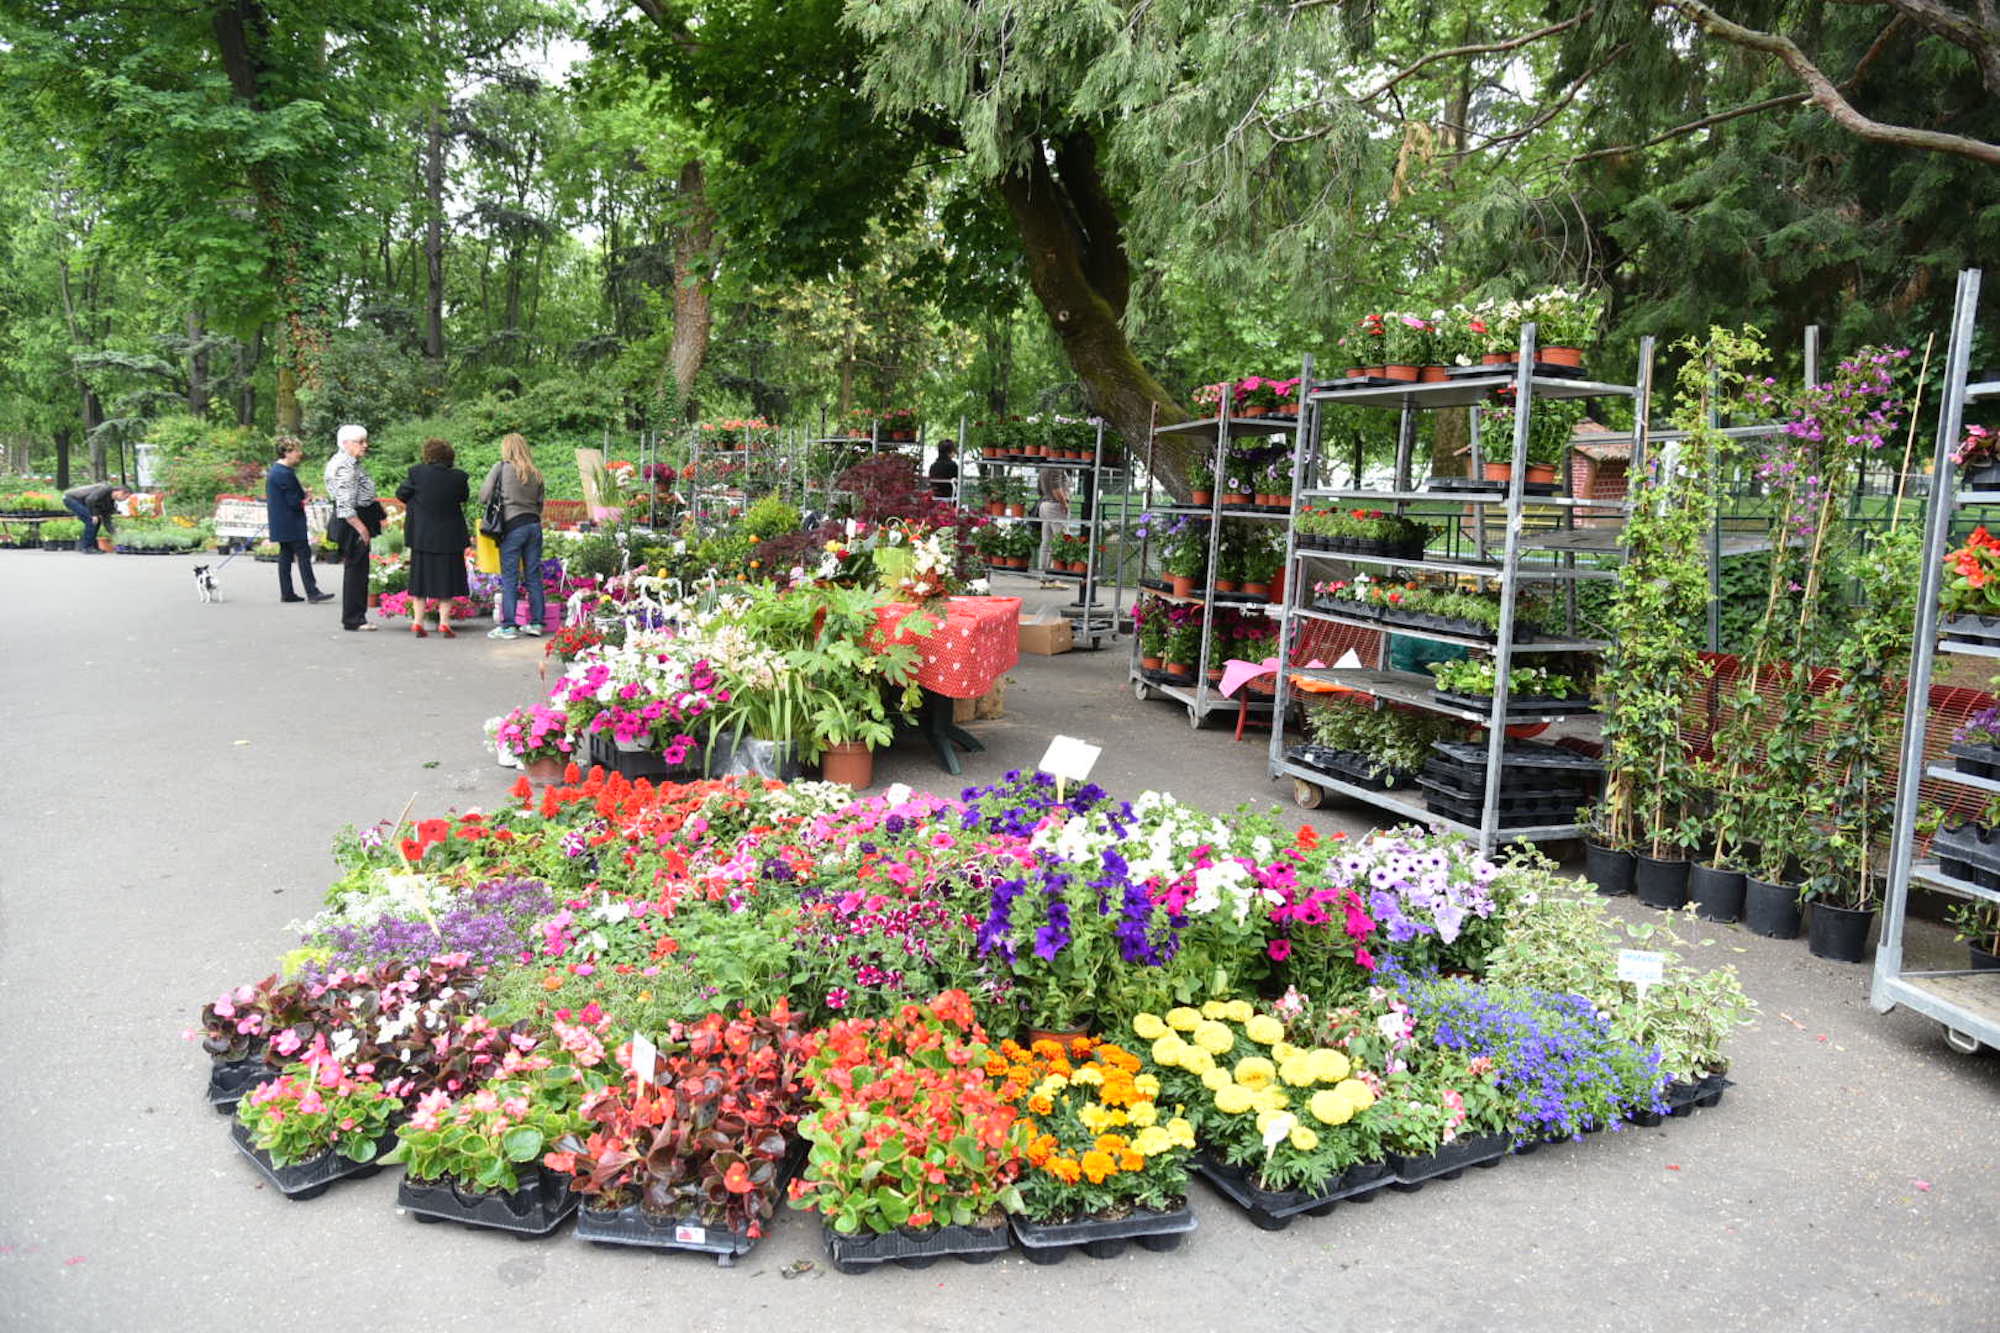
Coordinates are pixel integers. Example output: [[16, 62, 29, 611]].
[[1047, 1156, 1082, 1184], [1080, 1150, 1115, 1184]]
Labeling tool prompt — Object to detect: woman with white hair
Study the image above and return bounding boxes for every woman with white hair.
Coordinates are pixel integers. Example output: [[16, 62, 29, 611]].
[[324, 424, 384, 631]]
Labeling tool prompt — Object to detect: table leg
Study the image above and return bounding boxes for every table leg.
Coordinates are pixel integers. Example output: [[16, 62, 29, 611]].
[[920, 688, 985, 775]]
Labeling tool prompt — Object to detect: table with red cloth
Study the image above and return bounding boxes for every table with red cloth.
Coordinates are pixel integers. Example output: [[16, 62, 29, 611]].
[[873, 595, 1021, 773]]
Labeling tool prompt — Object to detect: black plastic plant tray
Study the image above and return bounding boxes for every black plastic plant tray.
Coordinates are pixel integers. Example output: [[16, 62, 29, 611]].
[[1386, 1131, 1510, 1190], [1432, 689, 1594, 717], [1940, 614, 2000, 644], [1424, 792, 1563, 830], [1452, 361, 1588, 380], [207, 1056, 277, 1114], [1010, 1205, 1198, 1265], [1930, 822, 2000, 874], [1948, 743, 2000, 780], [1312, 599, 1377, 620], [230, 1119, 395, 1201], [575, 1198, 778, 1262], [822, 1220, 1011, 1274], [1420, 756, 1598, 797], [1144, 668, 1196, 687], [1289, 745, 1419, 792], [586, 733, 704, 783], [1423, 477, 1564, 497], [400, 1167, 579, 1237], [1315, 376, 1402, 391], [1431, 740, 1603, 772], [1416, 777, 1579, 817], [1195, 1154, 1391, 1232]]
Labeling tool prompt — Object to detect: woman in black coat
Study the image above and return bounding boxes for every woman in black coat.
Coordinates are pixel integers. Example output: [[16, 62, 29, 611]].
[[395, 437, 471, 637]]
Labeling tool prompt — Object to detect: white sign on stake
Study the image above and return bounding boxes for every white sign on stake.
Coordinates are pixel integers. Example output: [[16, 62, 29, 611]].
[[1616, 949, 1667, 988], [631, 1032, 659, 1085], [1038, 736, 1102, 787]]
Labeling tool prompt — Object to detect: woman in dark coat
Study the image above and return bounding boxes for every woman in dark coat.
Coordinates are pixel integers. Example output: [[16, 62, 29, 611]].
[[395, 437, 471, 637]]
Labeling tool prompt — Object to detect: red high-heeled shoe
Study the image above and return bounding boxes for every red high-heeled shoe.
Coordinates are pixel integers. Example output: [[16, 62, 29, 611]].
[[438, 623, 457, 639], [411, 621, 428, 638]]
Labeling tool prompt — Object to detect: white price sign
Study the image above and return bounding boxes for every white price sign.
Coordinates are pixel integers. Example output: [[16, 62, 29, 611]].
[[1037, 735, 1101, 785], [631, 1032, 659, 1085], [1616, 949, 1667, 987]]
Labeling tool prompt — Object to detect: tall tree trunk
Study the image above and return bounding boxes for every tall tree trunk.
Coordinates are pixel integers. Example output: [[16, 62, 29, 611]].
[[187, 309, 210, 416], [996, 133, 1185, 487], [237, 324, 263, 427], [668, 157, 718, 413], [84, 385, 106, 478], [54, 425, 73, 490], [423, 100, 446, 365]]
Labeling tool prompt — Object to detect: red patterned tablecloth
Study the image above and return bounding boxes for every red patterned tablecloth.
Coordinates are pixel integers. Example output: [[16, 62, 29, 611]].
[[874, 596, 1021, 699]]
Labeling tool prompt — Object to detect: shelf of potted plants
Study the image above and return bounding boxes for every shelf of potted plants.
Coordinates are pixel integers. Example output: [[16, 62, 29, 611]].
[[1270, 317, 1654, 856]]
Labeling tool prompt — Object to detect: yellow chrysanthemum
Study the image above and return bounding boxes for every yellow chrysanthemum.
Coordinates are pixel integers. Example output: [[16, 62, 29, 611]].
[[1279, 1057, 1317, 1088], [1232, 1056, 1277, 1091], [1132, 1012, 1167, 1041], [1308, 1048, 1352, 1084], [1128, 1101, 1158, 1127], [1254, 1087, 1290, 1113], [1166, 1007, 1203, 1032], [1175, 1047, 1215, 1077], [1310, 1089, 1354, 1125], [1332, 1077, 1376, 1111], [1036, 1075, 1069, 1098], [1289, 1125, 1320, 1152], [1201, 1000, 1230, 1020], [1151, 1034, 1189, 1069], [1134, 1073, 1162, 1097], [1213, 1083, 1255, 1114], [1070, 1065, 1103, 1086], [1167, 1116, 1197, 1149], [1193, 1022, 1235, 1055], [1200, 1067, 1232, 1093], [1079, 1103, 1108, 1133], [1133, 1125, 1173, 1157], [1223, 998, 1255, 1023], [1271, 1041, 1303, 1065], [1244, 1014, 1285, 1045]]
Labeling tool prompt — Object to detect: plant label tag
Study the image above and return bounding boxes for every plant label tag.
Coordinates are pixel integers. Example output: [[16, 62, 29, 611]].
[[1038, 735, 1101, 784], [674, 1224, 705, 1245], [1617, 949, 1666, 986], [631, 1033, 659, 1085]]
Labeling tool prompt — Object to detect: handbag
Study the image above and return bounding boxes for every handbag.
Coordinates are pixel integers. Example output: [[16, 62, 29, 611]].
[[479, 465, 509, 540]]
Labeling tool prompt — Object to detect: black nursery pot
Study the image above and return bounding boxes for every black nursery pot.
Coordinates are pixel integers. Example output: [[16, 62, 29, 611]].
[[1632, 853, 1690, 910], [1743, 877, 1803, 939], [1583, 841, 1634, 897], [1971, 947, 2000, 971], [1806, 903, 1875, 964], [1688, 864, 1746, 923]]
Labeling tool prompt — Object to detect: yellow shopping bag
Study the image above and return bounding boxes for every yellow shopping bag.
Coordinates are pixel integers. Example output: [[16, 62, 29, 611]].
[[474, 531, 502, 574]]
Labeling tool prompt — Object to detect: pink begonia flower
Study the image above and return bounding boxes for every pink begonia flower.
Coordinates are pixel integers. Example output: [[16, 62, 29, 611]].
[[272, 1029, 303, 1056], [296, 1089, 326, 1116]]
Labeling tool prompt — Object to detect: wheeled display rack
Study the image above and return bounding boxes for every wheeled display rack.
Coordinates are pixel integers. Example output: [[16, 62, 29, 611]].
[[970, 418, 1128, 650], [1267, 327, 1654, 856], [1875, 266, 2000, 1057]]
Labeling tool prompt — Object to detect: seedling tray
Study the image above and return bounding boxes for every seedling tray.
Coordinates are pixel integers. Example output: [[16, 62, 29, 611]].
[[1941, 613, 2000, 644], [1424, 790, 1567, 830], [1432, 689, 1593, 717], [575, 1200, 777, 1262], [1417, 777, 1581, 818], [822, 1220, 1010, 1275], [399, 1167, 578, 1238], [1385, 1132, 1510, 1190], [1421, 755, 1599, 797], [1948, 742, 2000, 780], [1450, 361, 1588, 380], [1195, 1155, 1392, 1232], [229, 1119, 395, 1201], [586, 733, 705, 782], [1423, 477, 1564, 497], [207, 1056, 277, 1114], [1009, 1205, 1198, 1264], [1286, 745, 1418, 792], [1431, 740, 1603, 772]]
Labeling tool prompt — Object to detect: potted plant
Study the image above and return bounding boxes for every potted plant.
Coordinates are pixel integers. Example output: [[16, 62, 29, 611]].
[[1162, 612, 1202, 680], [233, 1039, 403, 1200], [1381, 313, 1430, 382], [1187, 457, 1215, 506], [790, 991, 1026, 1273], [1948, 900, 2000, 971], [1525, 398, 1584, 484], [993, 1034, 1199, 1261], [1939, 525, 2000, 640], [1529, 287, 1603, 368], [1236, 376, 1280, 417], [1238, 532, 1284, 599], [1951, 423, 2000, 489], [1158, 515, 1209, 599], [1136, 597, 1168, 670], [799, 585, 927, 789], [493, 703, 580, 782]]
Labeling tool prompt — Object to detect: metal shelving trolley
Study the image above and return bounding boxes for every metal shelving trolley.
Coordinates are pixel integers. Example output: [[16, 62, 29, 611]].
[[969, 417, 1127, 649], [1131, 377, 1305, 726], [1268, 328, 1653, 856], [1875, 267, 2000, 1056]]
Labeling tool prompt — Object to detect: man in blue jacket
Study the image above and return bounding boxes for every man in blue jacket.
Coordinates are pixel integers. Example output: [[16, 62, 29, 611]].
[[266, 438, 331, 603]]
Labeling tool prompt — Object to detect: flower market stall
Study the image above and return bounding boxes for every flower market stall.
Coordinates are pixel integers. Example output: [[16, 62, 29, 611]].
[[199, 764, 1753, 1269]]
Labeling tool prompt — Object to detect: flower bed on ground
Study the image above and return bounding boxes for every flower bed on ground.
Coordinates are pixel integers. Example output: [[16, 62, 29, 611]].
[[199, 768, 1754, 1254]]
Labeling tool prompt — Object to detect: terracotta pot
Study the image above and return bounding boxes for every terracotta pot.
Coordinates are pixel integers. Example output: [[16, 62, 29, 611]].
[[819, 741, 874, 789], [1141, 655, 1163, 670], [986, 501, 1004, 516], [1541, 345, 1584, 368], [1169, 575, 1197, 599], [1239, 405, 1268, 418], [1482, 461, 1514, 483], [1364, 366, 1385, 378], [1525, 463, 1559, 485], [1419, 366, 1450, 382], [367, 592, 381, 609], [1214, 578, 1240, 593], [1005, 503, 1025, 517], [1382, 364, 1421, 382], [1482, 352, 1512, 366], [1343, 367, 1365, 379], [1190, 490, 1213, 506], [1162, 661, 1191, 678], [524, 756, 564, 782], [1243, 582, 1271, 598], [1223, 493, 1253, 507], [1206, 668, 1224, 682]]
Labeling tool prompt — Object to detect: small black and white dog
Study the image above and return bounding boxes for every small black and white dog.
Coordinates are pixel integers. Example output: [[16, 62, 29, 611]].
[[193, 564, 222, 603]]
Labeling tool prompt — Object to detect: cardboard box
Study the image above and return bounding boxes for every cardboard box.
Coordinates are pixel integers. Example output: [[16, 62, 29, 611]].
[[1018, 613, 1073, 656], [952, 679, 1009, 723]]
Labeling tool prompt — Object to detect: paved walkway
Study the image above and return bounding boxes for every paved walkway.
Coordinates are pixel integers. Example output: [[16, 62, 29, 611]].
[[1, 551, 1993, 1330]]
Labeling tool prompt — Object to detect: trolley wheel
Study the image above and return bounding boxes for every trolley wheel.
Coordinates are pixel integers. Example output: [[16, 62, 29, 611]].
[[1133, 678, 1154, 702], [1943, 1025, 1985, 1056], [1188, 707, 1204, 730], [1292, 779, 1325, 810]]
